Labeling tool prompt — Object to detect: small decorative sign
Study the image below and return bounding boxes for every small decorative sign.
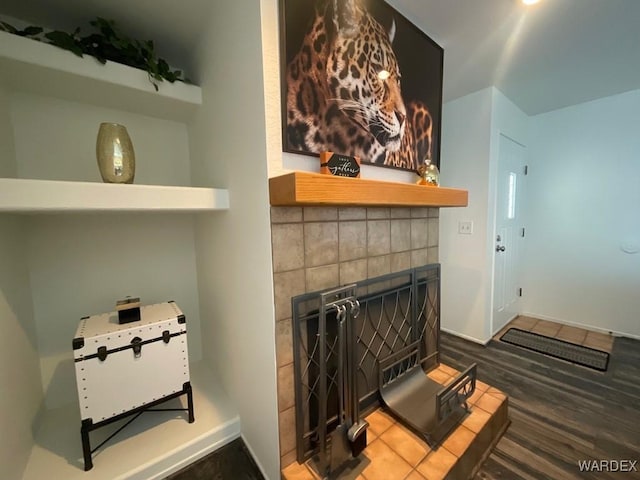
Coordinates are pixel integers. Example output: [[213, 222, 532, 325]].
[[320, 152, 361, 178], [116, 296, 141, 324]]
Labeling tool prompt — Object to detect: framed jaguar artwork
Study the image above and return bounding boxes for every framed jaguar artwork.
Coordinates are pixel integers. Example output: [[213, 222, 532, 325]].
[[279, 0, 444, 172]]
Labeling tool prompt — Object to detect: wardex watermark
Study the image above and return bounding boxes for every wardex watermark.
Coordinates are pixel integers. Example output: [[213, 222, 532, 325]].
[[578, 459, 638, 473]]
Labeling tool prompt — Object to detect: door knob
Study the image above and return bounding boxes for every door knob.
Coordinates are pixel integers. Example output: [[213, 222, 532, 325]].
[[496, 245, 506, 252]]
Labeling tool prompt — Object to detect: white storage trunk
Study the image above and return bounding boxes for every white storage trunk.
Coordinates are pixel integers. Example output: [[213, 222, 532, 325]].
[[73, 301, 190, 423]]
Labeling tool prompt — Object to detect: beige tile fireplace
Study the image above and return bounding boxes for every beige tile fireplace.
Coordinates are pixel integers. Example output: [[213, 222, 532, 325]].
[[265, 173, 509, 479], [271, 205, 440, 467]]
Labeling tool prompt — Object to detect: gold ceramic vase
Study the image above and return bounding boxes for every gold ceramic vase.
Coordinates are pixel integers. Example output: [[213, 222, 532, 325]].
[[416, 161, 440, 186], [96, 123, 135, 183]]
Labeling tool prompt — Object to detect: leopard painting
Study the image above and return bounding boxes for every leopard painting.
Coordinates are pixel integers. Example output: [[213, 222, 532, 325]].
[[285, 0, 433, 170], [384, 100, 433, 170]]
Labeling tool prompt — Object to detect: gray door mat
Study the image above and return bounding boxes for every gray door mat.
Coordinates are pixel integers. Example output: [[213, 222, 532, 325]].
[[500, 328, 609, 372]]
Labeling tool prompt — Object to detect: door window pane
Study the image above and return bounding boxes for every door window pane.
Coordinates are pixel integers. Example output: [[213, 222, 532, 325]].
[[507, 172, 517, 219]]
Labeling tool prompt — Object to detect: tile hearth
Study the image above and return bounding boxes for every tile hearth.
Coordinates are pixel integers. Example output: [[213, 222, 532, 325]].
[[282, 364, 509, 480]]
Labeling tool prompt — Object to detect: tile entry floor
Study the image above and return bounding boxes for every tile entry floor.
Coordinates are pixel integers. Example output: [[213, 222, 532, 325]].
[[494, 316, 614, 353], [282, 365, 509, 480]]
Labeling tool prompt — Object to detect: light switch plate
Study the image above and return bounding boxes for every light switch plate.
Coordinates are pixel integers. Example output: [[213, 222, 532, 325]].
[[458, 221, 473, 234]]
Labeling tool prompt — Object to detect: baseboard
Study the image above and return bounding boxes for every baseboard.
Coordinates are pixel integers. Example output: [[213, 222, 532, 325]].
[[441, 327, 490, 346], [520, 311, 640, 341]]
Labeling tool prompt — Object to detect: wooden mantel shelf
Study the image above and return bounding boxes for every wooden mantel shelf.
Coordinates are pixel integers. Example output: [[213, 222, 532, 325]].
[[269, 171, 468, 207]]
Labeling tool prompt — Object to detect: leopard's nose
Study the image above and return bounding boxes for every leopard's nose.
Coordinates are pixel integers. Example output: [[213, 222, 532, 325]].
[[395, 110, 405, 128]]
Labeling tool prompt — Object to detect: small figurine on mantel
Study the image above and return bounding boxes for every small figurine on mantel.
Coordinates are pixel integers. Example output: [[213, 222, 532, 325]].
[[416, 159, 440, 186]]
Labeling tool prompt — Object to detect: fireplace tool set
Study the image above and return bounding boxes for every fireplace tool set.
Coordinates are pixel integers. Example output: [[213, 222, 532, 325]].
[[310, 285, 368, 479]]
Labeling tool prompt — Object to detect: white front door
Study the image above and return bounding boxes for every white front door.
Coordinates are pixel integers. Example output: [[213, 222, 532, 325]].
[[492, 133, 526, 334]]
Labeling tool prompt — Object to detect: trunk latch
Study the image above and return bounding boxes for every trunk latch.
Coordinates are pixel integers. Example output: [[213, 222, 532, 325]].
[[131, 336, 142, 357], [97, 346, 107, 361]]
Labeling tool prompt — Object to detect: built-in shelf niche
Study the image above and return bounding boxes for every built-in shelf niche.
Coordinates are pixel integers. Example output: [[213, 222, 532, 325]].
[[0, 28, 237, 480], [0, 30, 202, 122]]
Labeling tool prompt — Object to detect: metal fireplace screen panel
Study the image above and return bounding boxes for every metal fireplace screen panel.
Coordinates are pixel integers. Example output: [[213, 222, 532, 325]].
[[291, 264, 441, 462], [415, 265, 441, 372], [354, 273, 414, 409]]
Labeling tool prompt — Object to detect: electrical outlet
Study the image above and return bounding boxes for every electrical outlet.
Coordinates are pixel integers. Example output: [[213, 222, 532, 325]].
[[458, 221, 473, 235]]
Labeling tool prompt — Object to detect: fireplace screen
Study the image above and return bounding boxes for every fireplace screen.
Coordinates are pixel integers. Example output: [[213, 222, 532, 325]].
[[291, 264, 441, 462]]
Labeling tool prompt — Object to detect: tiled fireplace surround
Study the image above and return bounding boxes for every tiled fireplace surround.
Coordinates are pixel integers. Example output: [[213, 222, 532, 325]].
[[271, 206, 440, 467]]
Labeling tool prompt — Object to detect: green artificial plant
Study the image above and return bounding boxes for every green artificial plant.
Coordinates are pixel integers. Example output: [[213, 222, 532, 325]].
[[1, 17, 187, 90]]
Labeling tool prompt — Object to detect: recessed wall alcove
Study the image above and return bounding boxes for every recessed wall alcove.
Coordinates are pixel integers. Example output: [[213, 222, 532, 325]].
[[0, 24, 270, 480]]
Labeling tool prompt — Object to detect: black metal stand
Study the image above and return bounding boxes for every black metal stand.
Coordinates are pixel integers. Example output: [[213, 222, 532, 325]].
[[80, 381, 194, 471]]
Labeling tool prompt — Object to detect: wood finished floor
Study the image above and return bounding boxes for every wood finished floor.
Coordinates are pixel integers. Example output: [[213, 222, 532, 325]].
[[165, 438, 264, 480], [440, 332, 640, 480]]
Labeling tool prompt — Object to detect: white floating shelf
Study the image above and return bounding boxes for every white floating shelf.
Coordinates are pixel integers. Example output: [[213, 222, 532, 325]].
[[0, 30, 202, 121], [0, 178, 229, 213]]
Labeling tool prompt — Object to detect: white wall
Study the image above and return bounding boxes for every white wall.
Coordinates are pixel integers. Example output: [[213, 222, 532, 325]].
[[190, 2, 280, 479], [523, 89, 640, 338], [0, 85, 43, 480], [10, 93, 192, 185], [439, 88, 493, 343], [0, 85, 15, 178], [440, 87, 528, 343], [0, 216, 43, 480], [491, 90, 529, 147]]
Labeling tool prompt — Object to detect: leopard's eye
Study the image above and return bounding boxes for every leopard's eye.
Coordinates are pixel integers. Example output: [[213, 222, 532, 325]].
[[372, 63, 390, 80], [377, 69, 391, 80]]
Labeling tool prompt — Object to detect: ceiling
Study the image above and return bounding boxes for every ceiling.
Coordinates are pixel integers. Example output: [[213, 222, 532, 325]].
[[390, 0, 640, 114], [1, 0, 639, 115]]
